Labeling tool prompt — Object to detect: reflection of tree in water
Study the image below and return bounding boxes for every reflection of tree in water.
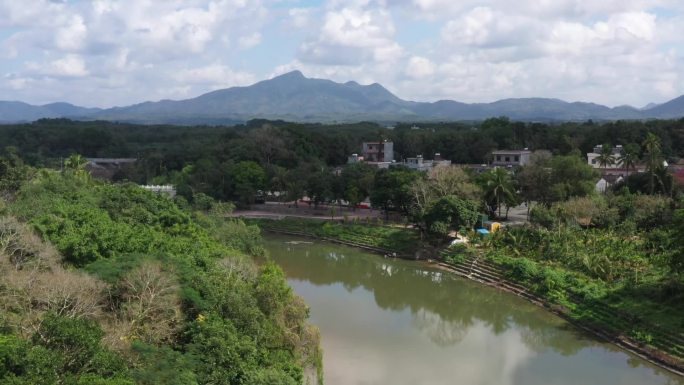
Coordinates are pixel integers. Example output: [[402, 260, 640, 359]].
[[519, 324, 586, 356], [412, 308, 469, 346], [269, 239, 594, 355]]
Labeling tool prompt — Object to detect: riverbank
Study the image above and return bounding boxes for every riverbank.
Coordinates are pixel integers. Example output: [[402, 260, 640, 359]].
[[247, 217, 421, 257], [433, 254, 684, 376], [253, 217, 684, 377]]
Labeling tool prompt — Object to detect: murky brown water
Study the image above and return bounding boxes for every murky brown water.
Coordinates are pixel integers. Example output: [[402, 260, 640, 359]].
[[264, 234, 683, 385]]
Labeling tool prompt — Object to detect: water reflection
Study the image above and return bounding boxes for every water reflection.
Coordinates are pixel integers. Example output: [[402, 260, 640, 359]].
[[268, 236, 683, 385]]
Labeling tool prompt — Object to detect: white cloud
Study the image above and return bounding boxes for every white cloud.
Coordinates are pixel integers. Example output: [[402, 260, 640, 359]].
[[0, 0, 682, 108], [238, 32, 262, 49], [298, 6, 403, 66], [26, 55, 90, 78], [174, 64, 256, 87], [405, 56, 435, 78], [55, 14, 88, 51], [289, 7, 313, 29]]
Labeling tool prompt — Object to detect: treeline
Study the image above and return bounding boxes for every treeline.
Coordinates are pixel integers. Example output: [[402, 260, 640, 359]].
[[1, 117, 683, 204], [0, 162, 321, 384]]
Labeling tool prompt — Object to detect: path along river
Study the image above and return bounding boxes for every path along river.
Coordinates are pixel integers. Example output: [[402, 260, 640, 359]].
[[263, 234, 683, 385]]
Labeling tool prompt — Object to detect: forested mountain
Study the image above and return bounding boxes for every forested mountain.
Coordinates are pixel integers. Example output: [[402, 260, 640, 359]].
[[1, 71, 683, 123]]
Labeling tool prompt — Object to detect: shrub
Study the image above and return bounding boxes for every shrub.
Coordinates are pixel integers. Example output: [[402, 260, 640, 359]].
[[508, 258, 539, 282]]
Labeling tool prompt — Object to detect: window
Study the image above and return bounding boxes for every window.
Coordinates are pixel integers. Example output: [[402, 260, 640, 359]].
[[514, 156, 519, 162], [496, 155, 501, 161], [505, 156, 510, 162]]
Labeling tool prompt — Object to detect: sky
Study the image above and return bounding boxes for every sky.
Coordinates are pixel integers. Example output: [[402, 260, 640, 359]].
[[1, 0, 683, 108]]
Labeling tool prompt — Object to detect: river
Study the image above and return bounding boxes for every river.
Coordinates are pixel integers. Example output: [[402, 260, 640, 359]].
[[263, 234, 683, 385]]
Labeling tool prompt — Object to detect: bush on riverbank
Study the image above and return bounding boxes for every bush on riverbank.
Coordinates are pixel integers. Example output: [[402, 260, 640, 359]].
[[1, 171, 321, 384]]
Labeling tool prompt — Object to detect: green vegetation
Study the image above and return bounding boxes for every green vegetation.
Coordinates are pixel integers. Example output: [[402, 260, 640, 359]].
[[1, 117, 683, 206], [1, 116, 684, 373], [251, 218, 420, 256], [0, 168, 321, 384], [440, 192, 684, 365]]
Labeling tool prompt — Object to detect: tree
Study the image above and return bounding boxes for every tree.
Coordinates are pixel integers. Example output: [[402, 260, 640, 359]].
[[671, 204, 684, 276], [305, 165, 333, 208], [64, 153, 89, 180], [64, 154, 87, 171], [617, 143, 640, 172], [643, 133, 663, 195], [0, 147, 31, 194], [228, 161, 266, 205], [423, 195, 479, 237], [479, 167, 518, 219], [410, 166, 480, 222], [516, 151, 552, 212], [268, 165, 289, 204], [548, 154, 598, 202], [370, 167, 417, 219], [596, 144, 616, 168], [340, 163, 376, 210]]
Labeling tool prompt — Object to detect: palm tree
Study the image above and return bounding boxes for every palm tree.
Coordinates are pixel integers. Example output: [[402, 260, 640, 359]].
[[481, 167, 517, 219], [596, 144, 616, 168], [64, 153, 87, 171], [617, 143, 640, 173], [642, 133, 662, 194], [63, 153, 90, 181]]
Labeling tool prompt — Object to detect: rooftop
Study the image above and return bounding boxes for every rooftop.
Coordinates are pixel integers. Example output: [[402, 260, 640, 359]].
[[491, 149, 531, 154]]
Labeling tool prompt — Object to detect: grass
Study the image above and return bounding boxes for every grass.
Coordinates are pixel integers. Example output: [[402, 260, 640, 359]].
[[247, 217, 422, 256]]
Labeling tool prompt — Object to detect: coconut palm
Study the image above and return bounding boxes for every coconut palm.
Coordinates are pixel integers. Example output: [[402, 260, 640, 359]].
[[63, 154, 90, 180], [64, 153, 87, 171], [596, 144, 616, 168], [481, 167, 517, 219], [642, 133, 662, 194], [617, 143, 640, 172]]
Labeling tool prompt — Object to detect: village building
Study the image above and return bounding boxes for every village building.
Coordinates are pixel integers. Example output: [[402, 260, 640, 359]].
[[587, 144, 623, 169], [402, 153, 452, 172], [491, 150, 531, 167], [362, 140, 394, 163], [85, 158, 137, 179]]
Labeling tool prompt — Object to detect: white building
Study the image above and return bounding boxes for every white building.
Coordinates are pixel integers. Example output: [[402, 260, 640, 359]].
[[141, 185, 176, 198], [491, 150, 532, 167], [587, 144, 622, 169], [402, 154, 452, 172]]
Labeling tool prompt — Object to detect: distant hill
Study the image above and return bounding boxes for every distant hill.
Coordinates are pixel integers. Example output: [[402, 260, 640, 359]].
[[646, 95, 684, 119], [1, 71, 683, 124], [0, 101, 101, 123]]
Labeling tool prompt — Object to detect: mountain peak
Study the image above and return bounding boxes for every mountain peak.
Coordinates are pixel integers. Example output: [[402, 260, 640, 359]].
[[273, 70, 305, 80]]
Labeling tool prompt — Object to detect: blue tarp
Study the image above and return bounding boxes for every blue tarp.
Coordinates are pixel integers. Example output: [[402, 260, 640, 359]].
[[476, 228, 490, 235]]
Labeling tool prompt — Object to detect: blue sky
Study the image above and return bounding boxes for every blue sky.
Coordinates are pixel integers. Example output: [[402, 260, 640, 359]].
[[1, 0, 683, 108]]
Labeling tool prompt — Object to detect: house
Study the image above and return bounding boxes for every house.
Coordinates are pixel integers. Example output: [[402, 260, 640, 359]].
[[595, 175, 624, 193], [491, 150, 531, 167], [85, 158, 137, 179], [402, 153, 452, 172], [405, 155, 430, 172], [140, 185, 176, 198], [362, 141, 394, 162], [347, 153, 364, 164], [670, 159, 684, 186], [587, 144, 622, 169]]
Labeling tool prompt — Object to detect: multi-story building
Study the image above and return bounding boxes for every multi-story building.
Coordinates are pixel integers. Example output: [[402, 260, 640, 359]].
[[491, 150, 531, 167], [362, 141, 394, 163]]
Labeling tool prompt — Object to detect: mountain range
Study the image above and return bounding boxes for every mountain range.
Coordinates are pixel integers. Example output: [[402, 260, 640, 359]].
[[1, 71, 683, 124]]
